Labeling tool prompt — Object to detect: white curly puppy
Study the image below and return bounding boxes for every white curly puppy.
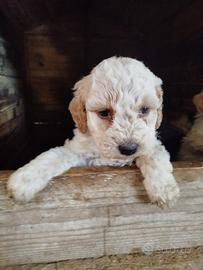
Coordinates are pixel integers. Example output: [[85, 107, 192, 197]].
[[8, 57, 179, 205]]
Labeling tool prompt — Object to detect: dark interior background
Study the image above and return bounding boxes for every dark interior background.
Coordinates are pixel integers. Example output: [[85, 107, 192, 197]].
[[0, 0, 202, 169]]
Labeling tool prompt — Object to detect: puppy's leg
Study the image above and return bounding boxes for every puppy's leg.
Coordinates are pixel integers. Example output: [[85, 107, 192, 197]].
[[136, 142, 180, 206], [7, 146, 87, 202]]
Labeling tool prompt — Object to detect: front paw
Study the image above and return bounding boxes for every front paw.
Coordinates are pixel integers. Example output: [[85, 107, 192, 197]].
[[7, 170, 39, 202], [144, 174, 180, 207]]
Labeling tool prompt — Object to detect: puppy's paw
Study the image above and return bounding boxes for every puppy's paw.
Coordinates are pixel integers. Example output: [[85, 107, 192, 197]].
[[7, 170, 39, 202], [151, 182, 180, 208], [144, 174, 180, 207]]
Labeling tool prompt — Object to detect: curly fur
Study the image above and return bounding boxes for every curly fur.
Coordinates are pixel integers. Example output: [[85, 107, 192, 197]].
[[8, 57, 179, 206]]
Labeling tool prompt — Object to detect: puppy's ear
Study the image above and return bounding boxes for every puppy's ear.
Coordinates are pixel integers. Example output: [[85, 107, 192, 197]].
[[69, 76, 91, 133], [155, 79, 163, 129], [193, 91, 203, 113]]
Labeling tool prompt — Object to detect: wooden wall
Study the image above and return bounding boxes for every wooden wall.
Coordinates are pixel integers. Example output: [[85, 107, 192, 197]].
[[85, 0, 203, 117], [24, 19, 85, 150], [0, 38, 22, 138], [0, 37, 33, 169]]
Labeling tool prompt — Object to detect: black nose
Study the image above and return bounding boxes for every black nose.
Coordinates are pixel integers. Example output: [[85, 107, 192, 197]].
[[118, 143, 138, 156]]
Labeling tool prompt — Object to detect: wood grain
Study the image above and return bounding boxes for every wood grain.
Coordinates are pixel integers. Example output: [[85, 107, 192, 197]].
[[24, 23, 84, 140], [0, 38, 18, 77], [0, 37, 23, 125], [0, 162, 203, 266], [26, 35, 83, 79]]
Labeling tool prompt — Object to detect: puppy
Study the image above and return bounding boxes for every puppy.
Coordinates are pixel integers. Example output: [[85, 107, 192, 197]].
[[179, 91, 203, 161], [8, 57, 179, 206]]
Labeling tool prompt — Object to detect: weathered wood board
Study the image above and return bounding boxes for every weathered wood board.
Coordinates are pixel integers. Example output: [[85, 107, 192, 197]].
[[0, 162, 203, 266], [0, 37, 23, 139], [0, 38, 18, 78], [0, 36, 30, 169], [24, 22, 83, 143]]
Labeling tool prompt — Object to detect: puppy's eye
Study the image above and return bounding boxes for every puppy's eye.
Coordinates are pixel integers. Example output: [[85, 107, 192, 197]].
[[97, 109, 112, 119], [139, 107, 150, 115]]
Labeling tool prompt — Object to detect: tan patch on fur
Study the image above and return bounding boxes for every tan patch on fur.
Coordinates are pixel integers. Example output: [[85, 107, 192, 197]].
[[69, 76, 91, 133], [69, 96, 87, 133], [155, 86, 163, 129], [193, 91, 203, 113]]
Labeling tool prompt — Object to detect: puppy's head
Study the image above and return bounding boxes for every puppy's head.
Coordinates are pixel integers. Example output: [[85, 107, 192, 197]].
[[69, 57, 163, 160]]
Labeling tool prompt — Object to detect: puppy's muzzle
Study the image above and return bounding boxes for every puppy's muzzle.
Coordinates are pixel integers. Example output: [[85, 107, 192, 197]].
[[118, 143, 138, 156]]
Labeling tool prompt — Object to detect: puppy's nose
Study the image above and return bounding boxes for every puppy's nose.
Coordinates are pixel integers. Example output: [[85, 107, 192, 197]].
[[118, 143, 138, 156]]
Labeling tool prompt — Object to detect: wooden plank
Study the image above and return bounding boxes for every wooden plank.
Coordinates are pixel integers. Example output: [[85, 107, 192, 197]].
[[88, 0, 191, 38], [24, 23, 84, 136], [0, 73, 24, 141], [155, 64, 203, 85], [28, 78, 73, 107], [25, 16, 84, 37], [0, 116, 22, 139], [25, 34, 83, 79], [173, 1, 203, 42], [0, 162, 203, 265], [0, 75, 24, 137], [87, 38, 143, 70], [0, 38, 18, 77]]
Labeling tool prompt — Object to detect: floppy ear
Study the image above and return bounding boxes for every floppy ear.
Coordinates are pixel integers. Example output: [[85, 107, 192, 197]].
[[69, 76, 91, 134], [193, 91, 203, 113], [155, 79, 163, 129]]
